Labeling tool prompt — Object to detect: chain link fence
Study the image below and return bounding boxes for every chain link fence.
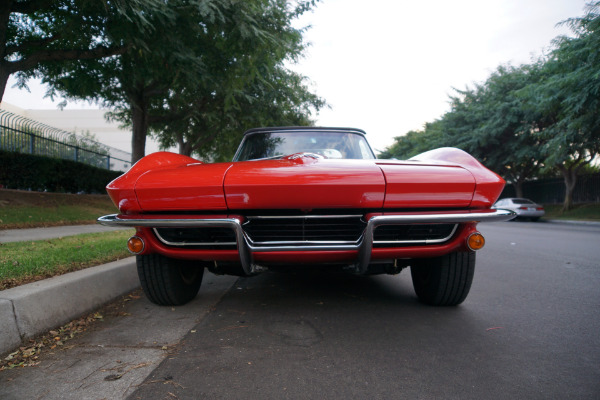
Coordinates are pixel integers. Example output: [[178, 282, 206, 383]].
[[0, 109, 130, 171]]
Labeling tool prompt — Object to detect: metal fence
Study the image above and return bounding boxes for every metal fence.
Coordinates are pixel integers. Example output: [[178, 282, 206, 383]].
[[501, 173, 600, 204], [0, 109, 131, 171]]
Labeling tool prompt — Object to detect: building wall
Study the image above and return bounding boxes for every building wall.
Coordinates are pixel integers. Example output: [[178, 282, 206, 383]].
[[0, 102, 166, 155]]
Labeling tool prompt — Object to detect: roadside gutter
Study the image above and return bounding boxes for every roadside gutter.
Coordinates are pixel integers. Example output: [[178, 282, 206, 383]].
[[0, 258, 138, 356]]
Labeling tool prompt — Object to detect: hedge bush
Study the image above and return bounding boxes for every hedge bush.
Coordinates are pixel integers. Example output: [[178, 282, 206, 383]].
[[0, 150, 122, 194]]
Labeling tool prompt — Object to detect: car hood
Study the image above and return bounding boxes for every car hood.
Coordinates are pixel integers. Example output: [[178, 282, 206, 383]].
[[107, 150, 503, 213]]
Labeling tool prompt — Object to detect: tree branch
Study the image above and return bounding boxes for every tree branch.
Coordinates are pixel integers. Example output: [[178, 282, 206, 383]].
[[5, 34, 62, 55], [7, 44, 131, 74]]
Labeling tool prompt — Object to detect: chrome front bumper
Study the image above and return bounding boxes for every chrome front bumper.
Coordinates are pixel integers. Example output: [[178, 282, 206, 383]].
[[98, 209, 515, 275]]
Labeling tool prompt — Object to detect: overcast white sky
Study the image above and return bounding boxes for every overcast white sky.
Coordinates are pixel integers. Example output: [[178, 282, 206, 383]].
[[2, 0, 590, 154]]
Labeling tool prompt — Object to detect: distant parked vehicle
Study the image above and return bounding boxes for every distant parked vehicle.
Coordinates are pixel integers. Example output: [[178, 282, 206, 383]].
[[492, 198, 545, 221]]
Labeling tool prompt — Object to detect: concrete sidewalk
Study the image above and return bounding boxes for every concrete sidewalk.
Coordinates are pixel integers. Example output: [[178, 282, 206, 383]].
[[0, 271, 238, 399], [0, 224, 130, 243], [0, 258, 139, 356], [1, 224, 138, 356]]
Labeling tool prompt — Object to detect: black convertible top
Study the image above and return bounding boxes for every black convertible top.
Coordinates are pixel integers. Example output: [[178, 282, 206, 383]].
[[242, 126, 367, 136]]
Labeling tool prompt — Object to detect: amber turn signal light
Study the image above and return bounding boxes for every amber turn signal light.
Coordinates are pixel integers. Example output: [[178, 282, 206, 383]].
[[127, 236, 145, 254], [467, 232, 485, 251]]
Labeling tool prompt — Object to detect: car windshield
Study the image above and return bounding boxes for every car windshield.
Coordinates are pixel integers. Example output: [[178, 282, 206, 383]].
[[233, 130, 376, 161], [512, 199, 535, 205]]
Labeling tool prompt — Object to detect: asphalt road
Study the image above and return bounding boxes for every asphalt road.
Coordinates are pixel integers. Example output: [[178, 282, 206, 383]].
[[2, 221, 600, 399]]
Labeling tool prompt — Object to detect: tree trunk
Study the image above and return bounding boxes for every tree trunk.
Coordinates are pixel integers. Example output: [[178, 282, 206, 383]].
[[176, 132, 193, 156], [0, 67, 10, 103], [560, 166, 577, 212], [512, 181, 524, 198], [0, 0, 13, 103], [179, 141, 193, 157], [130, 100, 148, 164]]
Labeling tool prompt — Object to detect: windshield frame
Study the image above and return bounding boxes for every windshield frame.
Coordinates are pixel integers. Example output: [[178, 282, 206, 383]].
[[232, 128, 376, 161]]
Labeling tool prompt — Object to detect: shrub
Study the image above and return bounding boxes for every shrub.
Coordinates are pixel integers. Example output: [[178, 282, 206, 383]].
[[0, 150, 121, 193]]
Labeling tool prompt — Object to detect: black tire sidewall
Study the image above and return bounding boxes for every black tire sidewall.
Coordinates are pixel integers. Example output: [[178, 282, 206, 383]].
[[410, 251, 475, 306], [137, 254, 204, 306]]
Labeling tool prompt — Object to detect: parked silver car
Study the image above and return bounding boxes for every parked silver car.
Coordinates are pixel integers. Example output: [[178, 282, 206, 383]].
[[492, 198, 545, 221]]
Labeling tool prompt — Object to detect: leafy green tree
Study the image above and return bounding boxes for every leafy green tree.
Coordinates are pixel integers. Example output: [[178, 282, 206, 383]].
[[378, 121, 445, 160], [530, 1, 600, 210], [381, 3, 599, 209], [148, 0, 325, 162], [0, 0, 160, 102], [153, 64, 326, 161], [38, 0, 321, 163], [380, 65, 545, 198], [448, 64, 545, 197], [38, 0, 198, 162]]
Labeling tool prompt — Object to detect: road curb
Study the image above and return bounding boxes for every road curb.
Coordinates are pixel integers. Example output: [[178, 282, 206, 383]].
[[545, 219, 600, 226], [0, 257, 139, 356]]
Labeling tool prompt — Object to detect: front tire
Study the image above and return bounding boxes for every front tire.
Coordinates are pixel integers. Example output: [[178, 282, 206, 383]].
[[410, 251, 475, 306], [137, 254, 204, 306]]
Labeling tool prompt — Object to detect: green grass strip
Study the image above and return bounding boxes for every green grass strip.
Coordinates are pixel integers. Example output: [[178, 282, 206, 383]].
[[0, 229, 134, 290], [543, 203, 600, 221], [0, 205, 117, 228]]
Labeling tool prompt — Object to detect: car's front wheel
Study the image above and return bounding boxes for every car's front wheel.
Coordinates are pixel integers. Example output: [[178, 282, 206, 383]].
[[136, 254, 204, 306], [410, 251, 475, 306]]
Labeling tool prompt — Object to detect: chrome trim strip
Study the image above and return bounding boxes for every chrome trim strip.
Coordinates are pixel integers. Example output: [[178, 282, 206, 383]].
[[372, 224, 458, 245], [245, 215, 363, 220], [97, 209, 516, 276], [247, 240, 360, 246], [152, 228, 237, 247], [97, 215, 240, 228], [249, 244, 360, 252], [287, 152, 323, 160]]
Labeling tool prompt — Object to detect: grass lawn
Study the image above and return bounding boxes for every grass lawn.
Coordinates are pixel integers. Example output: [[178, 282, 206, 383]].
[[0, 230, 134, 290], [0, 189, 131, 289], [0, 189, 118, 229], [543, 203, 600, 221]]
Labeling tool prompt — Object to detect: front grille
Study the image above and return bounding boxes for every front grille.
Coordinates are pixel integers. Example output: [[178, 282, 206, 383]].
[[373, 223, 457, 246], [154, 227, 236, 248], [243, 215, 367, 245], [151, 218, 457, 249]]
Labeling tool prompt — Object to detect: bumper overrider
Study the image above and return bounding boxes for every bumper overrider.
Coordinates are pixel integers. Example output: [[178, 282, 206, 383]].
[[98, 209, 515, 275]]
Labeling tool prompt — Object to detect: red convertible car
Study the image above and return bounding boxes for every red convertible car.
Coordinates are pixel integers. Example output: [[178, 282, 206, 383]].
[[98, 127, 514, 306]]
